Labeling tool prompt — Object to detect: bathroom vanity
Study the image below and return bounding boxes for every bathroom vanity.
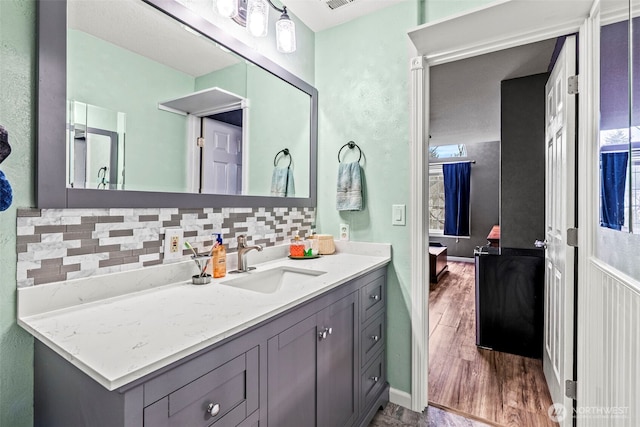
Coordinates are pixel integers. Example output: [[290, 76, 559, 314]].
[[19, 244, 390, 427]]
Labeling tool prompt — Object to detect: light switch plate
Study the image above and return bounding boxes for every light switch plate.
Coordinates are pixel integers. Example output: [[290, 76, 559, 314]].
[[339, 223, 350, 241], [164, 228, 184, 260], [392, 204, 406, 226]]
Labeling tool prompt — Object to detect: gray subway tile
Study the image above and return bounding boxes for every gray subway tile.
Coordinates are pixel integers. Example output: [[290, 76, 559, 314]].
[[17, 235, 41, 245], [67, 247, 96, 256], [143, 259, 162, 267], [28, 266, 61, 279], [17, 209, 42, 217], [80, 239, 100, 247], [81, 216, 99, 224], [97, 216, 124, 223], [41, 258, 63, 267], [138, 215, 159, 222], [163, 220, 180, 227], [66, 223, 96, 232], [184, 231, 198, 237], [143, 240, 161, 249], [109, 229, 134, 238], [123, 256, 140, 264], [96, 244, 121, 253], [34, 274, 67, 285], [17, 244, 28, 253], [99, 258, 124, 268], [63, 231, 93, 241], [61, 264, 81, 274], [108, 250, 132, 259]]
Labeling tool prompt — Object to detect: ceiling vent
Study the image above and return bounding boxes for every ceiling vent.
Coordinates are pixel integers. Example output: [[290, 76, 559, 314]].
[[325, 0, 355, 10]]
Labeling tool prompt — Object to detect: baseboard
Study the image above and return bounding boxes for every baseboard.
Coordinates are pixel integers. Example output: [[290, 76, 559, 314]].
[[448, 256, 474, 263], [389, 387, 412, 409]]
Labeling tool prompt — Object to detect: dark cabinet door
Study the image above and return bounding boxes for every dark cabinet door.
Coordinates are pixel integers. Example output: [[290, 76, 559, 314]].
[[266, 292, 358, 427], [317, 292, 358, 427], [267, 315, 318, 427]]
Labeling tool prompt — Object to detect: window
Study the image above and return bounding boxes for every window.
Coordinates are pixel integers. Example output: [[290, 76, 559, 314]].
[[429, 166, 445, 234], [428, 144, 472, 237]]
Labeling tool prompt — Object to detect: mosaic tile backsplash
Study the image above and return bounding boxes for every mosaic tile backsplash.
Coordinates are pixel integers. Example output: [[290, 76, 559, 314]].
[[16, 207, 315, 287]]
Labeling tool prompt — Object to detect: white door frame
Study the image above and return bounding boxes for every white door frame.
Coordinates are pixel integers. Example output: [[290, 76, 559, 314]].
[[408, 1, 599, 413]]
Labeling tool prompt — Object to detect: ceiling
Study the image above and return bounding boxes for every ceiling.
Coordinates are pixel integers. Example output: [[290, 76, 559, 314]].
[[284, 0, 405, 32], [68, 0, 241, 77]]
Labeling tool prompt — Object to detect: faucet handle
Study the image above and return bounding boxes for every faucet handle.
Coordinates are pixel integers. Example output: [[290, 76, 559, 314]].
[[237, 235, 246, 247]]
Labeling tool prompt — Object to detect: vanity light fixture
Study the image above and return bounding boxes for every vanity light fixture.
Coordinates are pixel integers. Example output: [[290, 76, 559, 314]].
[[213, 0, 297, 53]]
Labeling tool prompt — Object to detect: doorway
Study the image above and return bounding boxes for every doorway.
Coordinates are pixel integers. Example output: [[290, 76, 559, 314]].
[[406, 0, 594, 419], [425, 36, 572, 426]]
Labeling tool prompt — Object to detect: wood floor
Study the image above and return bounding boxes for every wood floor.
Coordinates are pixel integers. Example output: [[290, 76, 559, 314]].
[[428, 261, 557, 427]]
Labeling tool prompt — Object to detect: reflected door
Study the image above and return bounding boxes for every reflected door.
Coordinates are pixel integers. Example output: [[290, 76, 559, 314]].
[[543, 35, 577, 426], [201, 118, 242, 195]]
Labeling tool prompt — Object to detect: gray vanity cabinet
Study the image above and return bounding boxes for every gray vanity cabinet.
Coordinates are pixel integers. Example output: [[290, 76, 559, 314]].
[[267, 292, 358, 427], [34, 266, 388, 427]]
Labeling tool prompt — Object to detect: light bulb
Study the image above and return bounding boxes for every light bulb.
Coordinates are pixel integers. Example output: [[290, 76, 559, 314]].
[[276, 9, 296, 53], [246, 0, 269, 37], [213, 0, 238, 18]]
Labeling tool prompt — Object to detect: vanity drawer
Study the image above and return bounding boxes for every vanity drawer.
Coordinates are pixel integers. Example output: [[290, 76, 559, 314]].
[[360, 351, 385, 411], [361, 312, 385, 367], [360, 274, 385, 324], [144, 347, 258, 427]]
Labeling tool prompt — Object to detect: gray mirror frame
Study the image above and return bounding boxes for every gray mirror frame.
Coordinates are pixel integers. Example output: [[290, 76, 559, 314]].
[[36, 0, 318, 209]]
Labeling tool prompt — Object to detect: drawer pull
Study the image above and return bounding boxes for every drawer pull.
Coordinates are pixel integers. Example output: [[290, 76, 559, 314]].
[[207, 403, 220, 417], [370, 294, 380, 301], [370, 335, 379, 342], [370, 376, 379, 383]]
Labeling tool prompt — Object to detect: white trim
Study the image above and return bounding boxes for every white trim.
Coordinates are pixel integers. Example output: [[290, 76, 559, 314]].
[[389, 387, 412, 410], [409, 55, 429, 412], [408, 1, 594, 414]]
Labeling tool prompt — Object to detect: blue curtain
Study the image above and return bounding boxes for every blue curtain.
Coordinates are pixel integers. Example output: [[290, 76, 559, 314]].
[[600, 152, 628, 230], [443, 162, 471, 236]]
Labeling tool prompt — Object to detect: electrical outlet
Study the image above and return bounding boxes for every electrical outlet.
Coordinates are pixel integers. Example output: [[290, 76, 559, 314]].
[[164, 228, 184, 261], [339, 223, 350, 241]]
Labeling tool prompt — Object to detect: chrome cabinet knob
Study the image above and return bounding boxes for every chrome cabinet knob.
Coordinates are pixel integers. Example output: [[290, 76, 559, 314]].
[[370, 376, 379, 383], [207, 403, 220, 416], [534, 239, 547, 249], [370, 335, 379, 342], [318, 327, 332, 340], [370, 294, 380, 301]]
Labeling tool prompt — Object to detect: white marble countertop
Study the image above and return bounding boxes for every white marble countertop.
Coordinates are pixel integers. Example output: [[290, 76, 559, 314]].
[[18, 241, 390, 391]]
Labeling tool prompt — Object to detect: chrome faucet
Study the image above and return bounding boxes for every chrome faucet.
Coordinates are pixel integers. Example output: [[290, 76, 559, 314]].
[[235, 235, 263, 272]]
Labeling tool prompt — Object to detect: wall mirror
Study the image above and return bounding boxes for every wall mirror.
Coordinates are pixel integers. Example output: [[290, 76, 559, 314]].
[[37, 0, 317, 208], [598, 0, 639, 233]]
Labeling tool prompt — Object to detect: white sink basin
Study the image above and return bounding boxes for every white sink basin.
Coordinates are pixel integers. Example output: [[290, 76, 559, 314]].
[[221, 267, 327, 294]]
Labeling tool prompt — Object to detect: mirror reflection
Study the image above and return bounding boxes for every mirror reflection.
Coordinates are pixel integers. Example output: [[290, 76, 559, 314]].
[[66, 0, 311, 198], [598, 0, 639, 232]]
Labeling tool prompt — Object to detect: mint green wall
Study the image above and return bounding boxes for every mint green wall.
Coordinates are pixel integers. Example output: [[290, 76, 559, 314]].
[[195, 62, 248, 96], [0, 1, 36, 426], [425, 0, 495, 21], [315, 1, 418, 394], [245, 65, 310, 197], [196, 63, 311, 198], [68, 30, 194, 193]]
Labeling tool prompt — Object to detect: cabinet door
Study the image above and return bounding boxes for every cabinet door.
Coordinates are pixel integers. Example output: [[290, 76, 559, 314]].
[[267, 315, 318, 427], [317, 292, 358, 427]]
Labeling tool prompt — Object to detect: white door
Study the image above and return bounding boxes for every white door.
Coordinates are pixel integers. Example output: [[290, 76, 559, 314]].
[[201, 118, 243, 195], [543, 35, 577, 426]]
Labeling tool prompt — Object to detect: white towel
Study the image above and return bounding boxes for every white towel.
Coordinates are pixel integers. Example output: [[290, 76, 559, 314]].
[[336, 161, 363, 211], [270, 167, 295, 197]]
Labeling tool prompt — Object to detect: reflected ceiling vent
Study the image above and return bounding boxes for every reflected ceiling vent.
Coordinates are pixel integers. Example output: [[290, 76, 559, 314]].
[[325, 0, 355, 10]]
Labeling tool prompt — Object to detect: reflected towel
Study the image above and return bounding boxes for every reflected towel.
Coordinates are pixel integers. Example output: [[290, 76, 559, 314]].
[[336, 161, 363, 211], [270, 167, 295, 197]]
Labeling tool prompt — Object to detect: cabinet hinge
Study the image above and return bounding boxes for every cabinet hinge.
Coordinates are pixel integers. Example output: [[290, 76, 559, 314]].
[[568, 75, 579, 95], [566, 379, 577, 399], [567, 228, 578, 247], [197, 137, 205, 148]]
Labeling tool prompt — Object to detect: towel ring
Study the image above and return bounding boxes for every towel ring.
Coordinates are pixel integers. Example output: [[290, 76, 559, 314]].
[[338, 141, 362, 163], [273, 148, 292, 167]]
